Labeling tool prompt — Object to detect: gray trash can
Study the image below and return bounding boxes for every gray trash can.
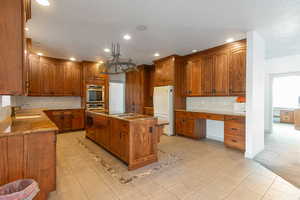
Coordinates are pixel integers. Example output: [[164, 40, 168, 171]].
[[0, 179, 40, 200]]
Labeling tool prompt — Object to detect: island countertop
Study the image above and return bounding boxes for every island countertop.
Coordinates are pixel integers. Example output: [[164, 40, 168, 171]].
[[0, 109, 58, 138], [86, 110, 157, 122]]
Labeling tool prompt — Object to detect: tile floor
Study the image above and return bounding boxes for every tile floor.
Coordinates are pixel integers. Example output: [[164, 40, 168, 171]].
[[49, 131, 300, 200], [255, 123, 300, 188]]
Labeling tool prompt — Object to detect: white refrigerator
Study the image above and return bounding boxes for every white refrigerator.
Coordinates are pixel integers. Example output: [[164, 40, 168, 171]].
[[153, 86, 174, 136]]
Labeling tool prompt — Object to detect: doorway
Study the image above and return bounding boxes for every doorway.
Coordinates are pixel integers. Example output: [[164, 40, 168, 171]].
[[256, 74, 300, 188]]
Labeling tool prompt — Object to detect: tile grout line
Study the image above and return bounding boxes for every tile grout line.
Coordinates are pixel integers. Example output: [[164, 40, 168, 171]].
[[259, 176, 277, 200]]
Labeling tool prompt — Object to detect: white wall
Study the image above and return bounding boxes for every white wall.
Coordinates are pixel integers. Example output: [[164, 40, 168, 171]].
[[264, 54, 300, 132], [245, 31, 266, 159]]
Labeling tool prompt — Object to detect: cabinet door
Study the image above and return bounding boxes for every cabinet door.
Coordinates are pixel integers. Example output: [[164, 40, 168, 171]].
[[0, 0, 24, 95], [154, 58, 174, 86], [213, 51, 229, 96], [24, 132, 56, 198], [71, 110, 84, 130], [120, 131, 129, 162], [62, 111, 73, 132], [51, 111, 64, 132], [28, 54, 41, 95], [229, 47, 246, 96], [64, 62, 82, 96], [125, 70, 142, 113], [201, 55, 213, 96], [186, 59, 202, 96], [40, 57, 57, 95]]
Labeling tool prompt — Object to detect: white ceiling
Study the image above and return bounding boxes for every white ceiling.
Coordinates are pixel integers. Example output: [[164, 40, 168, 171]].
[[27, 0, 300, 64]]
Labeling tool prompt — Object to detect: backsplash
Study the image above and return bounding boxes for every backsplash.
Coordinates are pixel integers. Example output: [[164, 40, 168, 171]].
[[15, 96, 82, 110], [186, 97, 238, 142], [0, 95, 14, 121], [186, 97, 237, 111]]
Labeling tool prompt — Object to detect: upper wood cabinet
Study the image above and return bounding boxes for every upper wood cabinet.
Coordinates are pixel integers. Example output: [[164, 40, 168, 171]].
[[83, 61, 106, 82], [229, 47, 246, 96], [63, 62, 82, 96], [184, 40, 246, 97], [27, 55, 82, 96], [186, 59, 202, 96], [0, 0, 28, 95], [126, 68, 144, 114], [154, 56, 176, 86], [213, 50, 229, 96], [201, 55, 214, 96]]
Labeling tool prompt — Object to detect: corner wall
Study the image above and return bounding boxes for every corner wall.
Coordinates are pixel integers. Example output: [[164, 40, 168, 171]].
[[245, 31, 266, 159]]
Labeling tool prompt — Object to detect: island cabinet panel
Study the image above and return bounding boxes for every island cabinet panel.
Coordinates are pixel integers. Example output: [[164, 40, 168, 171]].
[[86, 112, 158, 170], [0, 0, 25, 95], [27, 55, 82, 96], [229, 47, 246, 96], [185, 59, 202, 96], [0, 132, 56, 200]]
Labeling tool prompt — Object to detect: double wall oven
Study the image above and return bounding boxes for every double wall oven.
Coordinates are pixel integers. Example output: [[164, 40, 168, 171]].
[[86, 85, 105, 110]]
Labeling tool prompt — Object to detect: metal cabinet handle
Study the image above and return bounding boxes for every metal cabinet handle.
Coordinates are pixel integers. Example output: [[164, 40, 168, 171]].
[[231, 128, 238, 131], [231, 139, 237, 143]]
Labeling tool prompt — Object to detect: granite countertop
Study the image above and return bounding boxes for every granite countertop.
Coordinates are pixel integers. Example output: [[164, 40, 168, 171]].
[[0, 109, 58, 138], [87, 110, 157, 122], [175, 109, 246, 117]]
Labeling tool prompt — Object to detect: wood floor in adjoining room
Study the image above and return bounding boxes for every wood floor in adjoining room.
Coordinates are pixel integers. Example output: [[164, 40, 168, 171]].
[[49, 131, 300, 200], [256, 123, 300, 189]]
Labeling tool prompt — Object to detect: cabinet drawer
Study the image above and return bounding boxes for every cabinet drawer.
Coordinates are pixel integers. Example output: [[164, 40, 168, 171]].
[[225, 121, 245, 135], [224, 135, 245, 151], [225, 115, 245, 123], [205, 114, 224, 121], [94, 115, 108, 126], [175, 111, 188, 118]]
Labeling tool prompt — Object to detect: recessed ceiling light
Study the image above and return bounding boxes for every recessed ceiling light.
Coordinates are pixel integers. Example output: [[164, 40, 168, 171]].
[[104, 48, 110, 53], [36, 0, 50, 6], [192, 50, 197, 53], [226, 38, 234, 43], [25, 27, 29, 31], [123, 34, 131, 40], [70, 57, 76, 61], [37, 52, 43, 56], [154, 53, 160, 57]]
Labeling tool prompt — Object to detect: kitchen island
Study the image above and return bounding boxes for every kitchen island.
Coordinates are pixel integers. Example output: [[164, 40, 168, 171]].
[[86, 111, 162, 170]]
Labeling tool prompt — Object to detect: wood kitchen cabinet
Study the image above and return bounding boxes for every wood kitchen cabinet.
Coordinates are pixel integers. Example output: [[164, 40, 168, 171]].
[[0, 131, 56, 200], [280, 110, 295, 124], [229, 46, 246, 96], [154, 57, 176, 86], [184, 39, 246, 97], [213, 50, 229, 96], [175, 111, 206, 139], [0, 0, 30, 95], [86, 112, 158, 170], [185, 59, 202, 96], [126, 69, 144, 113], [27, 55, 82, 96], [44, 109, 85, 133], [224, 116, 245, 151]]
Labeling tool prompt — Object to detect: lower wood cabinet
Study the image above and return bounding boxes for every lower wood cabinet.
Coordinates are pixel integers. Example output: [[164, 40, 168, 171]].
[[280, 110, 295, 124], [224, 116, 245, 151], [175, 111, 206, 139], [0, 132, 56, 200], [175, 111, 245, 151], [144, 107, 154, 116], [44, 109, 85, 133]]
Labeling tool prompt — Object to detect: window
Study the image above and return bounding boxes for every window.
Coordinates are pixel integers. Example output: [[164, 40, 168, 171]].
[[273, 76, 300, 108]]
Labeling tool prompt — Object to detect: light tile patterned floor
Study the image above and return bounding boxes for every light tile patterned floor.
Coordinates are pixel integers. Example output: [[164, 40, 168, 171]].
[[49, 131, 300, 200]]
